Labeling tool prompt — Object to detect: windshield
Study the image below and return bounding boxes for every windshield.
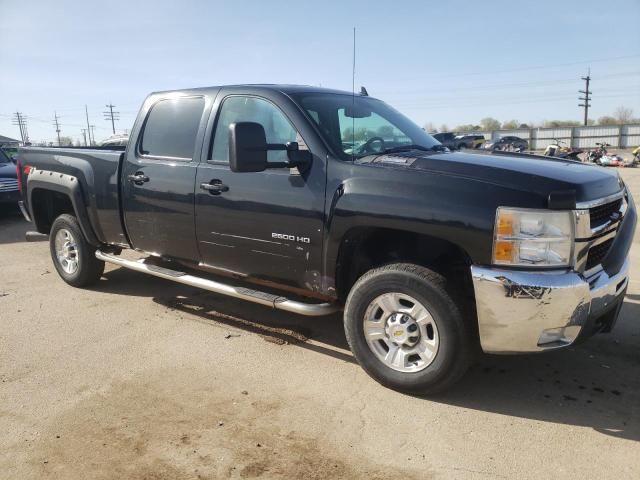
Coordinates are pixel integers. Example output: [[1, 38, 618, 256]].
[[292, 93, 441, 160], [0, 149, 11, 163]]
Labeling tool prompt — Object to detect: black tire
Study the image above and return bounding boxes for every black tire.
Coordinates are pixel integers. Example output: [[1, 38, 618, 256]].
[[344, 263, 473, 395], [49, 214, 105, 287], [459, 143, 468, 150]]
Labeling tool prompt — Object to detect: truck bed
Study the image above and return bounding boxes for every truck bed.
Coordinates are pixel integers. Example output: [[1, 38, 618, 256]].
[[18, 146, 127, 245]]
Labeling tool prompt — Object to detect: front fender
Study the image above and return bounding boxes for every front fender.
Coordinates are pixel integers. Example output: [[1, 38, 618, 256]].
[[322, 172, 533, 291]]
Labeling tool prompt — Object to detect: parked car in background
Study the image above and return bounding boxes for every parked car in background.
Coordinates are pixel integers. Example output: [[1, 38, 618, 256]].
[[481, 136, 529, 152], [454, 134, 485, 149], [1, 147, 18, 160], [0, 148, 20, 209], [431, 132, 457, 150], [432, 133, 485, 150], [99, 134, 129, 147]]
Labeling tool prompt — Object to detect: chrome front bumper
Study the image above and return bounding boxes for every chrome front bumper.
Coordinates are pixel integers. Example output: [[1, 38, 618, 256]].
[[471, 258, 630, 353]]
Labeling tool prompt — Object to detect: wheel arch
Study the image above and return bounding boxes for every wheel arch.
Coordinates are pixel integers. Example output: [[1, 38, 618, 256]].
[[28, 174, 100, 246], [332, 226, 474, 303]]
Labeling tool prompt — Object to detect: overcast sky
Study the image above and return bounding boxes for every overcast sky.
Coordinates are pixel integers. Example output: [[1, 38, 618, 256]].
[[1, 0, 639, 144]]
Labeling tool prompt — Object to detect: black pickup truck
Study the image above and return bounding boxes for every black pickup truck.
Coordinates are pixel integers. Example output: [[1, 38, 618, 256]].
[[17, 85, 636, 394]]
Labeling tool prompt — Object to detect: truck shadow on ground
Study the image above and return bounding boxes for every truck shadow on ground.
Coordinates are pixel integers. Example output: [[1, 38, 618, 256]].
[[96, 267, 640, 443]]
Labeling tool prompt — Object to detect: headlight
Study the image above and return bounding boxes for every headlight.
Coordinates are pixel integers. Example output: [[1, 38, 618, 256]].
[[493, 207, 574, 267]]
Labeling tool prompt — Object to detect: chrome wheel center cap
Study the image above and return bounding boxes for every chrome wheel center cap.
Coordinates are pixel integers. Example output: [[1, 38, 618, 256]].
[[385, 313, 420, 347]]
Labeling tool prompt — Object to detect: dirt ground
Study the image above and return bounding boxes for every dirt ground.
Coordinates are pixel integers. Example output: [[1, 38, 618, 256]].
[[1, 168, 639, 480]]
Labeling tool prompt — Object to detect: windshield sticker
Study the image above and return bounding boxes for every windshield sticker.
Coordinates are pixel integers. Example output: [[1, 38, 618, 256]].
[[374, 156, 416, 166]]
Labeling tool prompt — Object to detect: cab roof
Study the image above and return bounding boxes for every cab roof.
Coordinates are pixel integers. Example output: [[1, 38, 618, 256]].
[[150, 84, 359, 97]]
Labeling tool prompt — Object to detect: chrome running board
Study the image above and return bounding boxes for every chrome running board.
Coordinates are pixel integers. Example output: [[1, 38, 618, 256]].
[[95, 250, 340, 317]]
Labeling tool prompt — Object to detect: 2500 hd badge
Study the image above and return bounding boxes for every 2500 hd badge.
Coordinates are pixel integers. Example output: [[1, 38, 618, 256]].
[[272, 232, 311, 243]]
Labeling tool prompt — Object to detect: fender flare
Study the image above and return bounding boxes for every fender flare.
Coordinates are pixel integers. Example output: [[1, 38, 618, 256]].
[[27, 169, 100, 246]]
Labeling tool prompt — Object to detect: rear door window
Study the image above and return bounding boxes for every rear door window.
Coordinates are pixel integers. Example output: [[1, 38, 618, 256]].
[[139, 97, 205, 160]]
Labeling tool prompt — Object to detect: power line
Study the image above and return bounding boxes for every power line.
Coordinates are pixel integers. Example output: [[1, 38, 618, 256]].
[[578, 69, 592, 126], [53, 112, 62, 146], [390, 85, 633, 108], [392, 92, 637, 111], [389, 53, 640, 82], [378, 71, 640, 97], [103, 103, 120, 134]]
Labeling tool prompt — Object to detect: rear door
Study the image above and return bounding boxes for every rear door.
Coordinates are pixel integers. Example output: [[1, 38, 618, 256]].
[[193, 91, 327, 292], [121, 93, 213, 262]]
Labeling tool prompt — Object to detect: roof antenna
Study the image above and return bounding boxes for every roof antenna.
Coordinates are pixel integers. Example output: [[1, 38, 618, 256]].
[[351, 26, 356, 160], [352, 27, 356, 100], [351, 28, 368, 97]]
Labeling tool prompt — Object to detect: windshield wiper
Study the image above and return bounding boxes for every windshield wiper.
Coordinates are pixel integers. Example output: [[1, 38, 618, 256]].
[[381, 144, 448, 155]]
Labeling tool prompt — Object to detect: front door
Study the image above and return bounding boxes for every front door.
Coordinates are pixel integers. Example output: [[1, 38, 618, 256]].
[[194, 94, 327, 292], [121, 94, 209, 262]]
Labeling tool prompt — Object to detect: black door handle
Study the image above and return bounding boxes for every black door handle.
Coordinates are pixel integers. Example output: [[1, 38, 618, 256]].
[[127, 172, 149, 185], [200, 180, 229, 194]]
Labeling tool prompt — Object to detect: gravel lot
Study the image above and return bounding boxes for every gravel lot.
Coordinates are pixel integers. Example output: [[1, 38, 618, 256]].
[[1, 168, 639, 479]]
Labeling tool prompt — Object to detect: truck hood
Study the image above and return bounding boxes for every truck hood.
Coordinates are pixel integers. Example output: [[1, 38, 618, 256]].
[[358, 150, 623, 204], [0, 161, 17, 179]]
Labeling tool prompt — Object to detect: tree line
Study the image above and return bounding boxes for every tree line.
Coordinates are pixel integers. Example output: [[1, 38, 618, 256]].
[[425, 106, 638, 133]]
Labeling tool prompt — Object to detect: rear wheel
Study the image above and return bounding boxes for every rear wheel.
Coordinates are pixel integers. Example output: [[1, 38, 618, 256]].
[[344, 263, 472, 394], [49, 214, 104, 287]]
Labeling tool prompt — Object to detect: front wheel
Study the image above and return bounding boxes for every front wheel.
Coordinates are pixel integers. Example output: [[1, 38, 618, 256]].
[[49, 214, 105, 287], [344, 263, 473, 394]]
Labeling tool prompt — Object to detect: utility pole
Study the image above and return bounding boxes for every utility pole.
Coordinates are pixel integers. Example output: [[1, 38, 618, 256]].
[[90, 125, 96, 145], [85, 105, 93, 145], [53, 112, 62, 146], [81, 129, 88, 146], [578, 69, 592, 126], [103, 103, 119, 134], [12, 112, 29, 144]]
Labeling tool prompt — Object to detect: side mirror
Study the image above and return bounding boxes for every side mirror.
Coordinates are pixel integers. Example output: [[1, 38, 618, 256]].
[[229, 122, 268, 173], [284, 142, 312, 172], [229, 122, 312, 173]]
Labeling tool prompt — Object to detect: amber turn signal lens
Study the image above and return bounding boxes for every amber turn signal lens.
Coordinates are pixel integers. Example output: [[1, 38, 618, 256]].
[[494, 240, 514, 262], [496, 213, 514, 236]]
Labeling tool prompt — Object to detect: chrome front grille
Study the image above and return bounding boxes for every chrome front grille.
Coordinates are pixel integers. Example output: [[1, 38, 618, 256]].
[[585, 238, 614, 271], [589, 199, 622, 229], [0, 178, 19, 192], [574, 190, 627, 274]]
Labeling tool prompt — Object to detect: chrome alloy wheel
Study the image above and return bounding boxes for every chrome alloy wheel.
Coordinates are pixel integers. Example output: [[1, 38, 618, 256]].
[[363, 293, 439, 373], [54, 228, 79, 275]]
